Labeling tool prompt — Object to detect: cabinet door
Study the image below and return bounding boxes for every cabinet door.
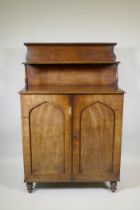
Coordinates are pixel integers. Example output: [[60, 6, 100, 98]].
[[21, 95, 72, 182], [73, 94, 124, 181]]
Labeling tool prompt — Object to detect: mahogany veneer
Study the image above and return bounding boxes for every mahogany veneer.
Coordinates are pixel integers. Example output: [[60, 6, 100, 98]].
[[19, 43, 124, 193]]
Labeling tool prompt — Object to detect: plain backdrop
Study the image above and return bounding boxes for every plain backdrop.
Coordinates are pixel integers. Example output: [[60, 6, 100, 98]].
[[0, 0, 140, 210]]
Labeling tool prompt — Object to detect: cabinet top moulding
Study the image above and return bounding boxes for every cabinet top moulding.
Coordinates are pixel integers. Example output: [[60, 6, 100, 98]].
[[19, 86, 125, 95], [24, 42, 117, 46], [24, 43, 117, 63], [22, 61, 120, 65]]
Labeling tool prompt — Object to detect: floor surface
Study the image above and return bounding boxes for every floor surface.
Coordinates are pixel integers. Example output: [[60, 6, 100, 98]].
[[0, 156, 140, 210]]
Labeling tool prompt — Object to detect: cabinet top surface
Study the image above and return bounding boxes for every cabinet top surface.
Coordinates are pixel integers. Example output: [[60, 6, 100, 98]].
[[24, 42, 117, 46], [19, 85, 125, 95]]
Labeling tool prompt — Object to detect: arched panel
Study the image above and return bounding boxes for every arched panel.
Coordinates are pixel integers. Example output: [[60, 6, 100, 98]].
[[29, 101, 65, 174], [80, 102, 115, 174]]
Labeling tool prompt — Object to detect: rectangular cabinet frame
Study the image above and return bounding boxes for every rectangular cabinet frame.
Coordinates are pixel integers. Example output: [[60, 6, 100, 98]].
[[20, 93, 124, 182], [19, 43, 125, 193]]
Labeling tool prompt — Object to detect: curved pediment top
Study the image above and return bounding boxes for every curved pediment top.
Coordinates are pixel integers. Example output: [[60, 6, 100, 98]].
[[80, 100, 115, 174], [29, 100, 65, 174], [80, 101, 115, 116], [29, 101, 64, 117]]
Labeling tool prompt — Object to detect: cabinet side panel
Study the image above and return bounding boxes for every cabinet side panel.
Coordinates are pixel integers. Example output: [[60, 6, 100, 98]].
[[20, 95, 32, 180], [30, 102, 65, 174], [80, 102, 114, 174]]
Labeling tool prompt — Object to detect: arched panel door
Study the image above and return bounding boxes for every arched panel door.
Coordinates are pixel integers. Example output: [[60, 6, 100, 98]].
[[73, 95, 121, 181], [21, 95, 71, 182], [30, 102, 65, 174], [80, 102, 114, 174]]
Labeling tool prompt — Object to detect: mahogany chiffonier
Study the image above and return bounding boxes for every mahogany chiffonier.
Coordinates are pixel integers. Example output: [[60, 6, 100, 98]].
[[19, 43, 125, 193]]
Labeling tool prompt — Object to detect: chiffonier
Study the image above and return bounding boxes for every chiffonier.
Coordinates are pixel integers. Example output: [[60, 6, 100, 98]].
[[19, 43, 124, 193]]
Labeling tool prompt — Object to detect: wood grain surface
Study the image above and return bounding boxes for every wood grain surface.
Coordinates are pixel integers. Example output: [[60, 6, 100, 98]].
[[20, 43, 124, 193], [30, 102, 65, 174], [80, 102, 114, 174], [73, 94, 124, 181], [26, 64, 118, 88], [20, 94, 72, 181], [24, 43, 116, 63]]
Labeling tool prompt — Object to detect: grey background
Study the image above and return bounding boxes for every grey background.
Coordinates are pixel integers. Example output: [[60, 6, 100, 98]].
[[0, 0, 140, 160], [0, 1, 140, 210]]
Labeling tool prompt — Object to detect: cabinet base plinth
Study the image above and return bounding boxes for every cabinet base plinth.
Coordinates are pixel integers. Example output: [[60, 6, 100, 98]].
[[25, 181, 118, 193]]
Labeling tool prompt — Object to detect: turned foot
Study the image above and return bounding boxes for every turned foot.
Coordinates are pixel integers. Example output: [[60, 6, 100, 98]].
[[110, 181, 117, 192], [26, 182, 33, 193]]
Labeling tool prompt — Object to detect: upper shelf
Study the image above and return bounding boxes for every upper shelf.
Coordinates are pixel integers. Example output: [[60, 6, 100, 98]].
[[22, 43, 121, 91], [24, 42, 117, 46], [22, 61, 120, 65], [24, 43, 117, 63]]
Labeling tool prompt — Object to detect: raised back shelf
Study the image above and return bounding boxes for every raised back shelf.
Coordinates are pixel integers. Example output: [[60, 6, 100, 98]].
[[23, 43, 119, 91]]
